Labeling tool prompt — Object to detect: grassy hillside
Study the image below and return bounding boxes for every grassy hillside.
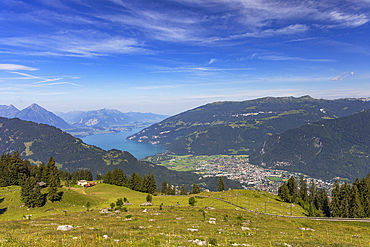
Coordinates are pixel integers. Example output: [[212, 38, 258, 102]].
[[1, 184, 370, 246], [251, 109, 370, 181]]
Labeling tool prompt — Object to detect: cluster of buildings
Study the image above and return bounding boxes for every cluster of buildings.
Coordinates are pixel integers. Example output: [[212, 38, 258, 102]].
[[169, 155, 334, 194]]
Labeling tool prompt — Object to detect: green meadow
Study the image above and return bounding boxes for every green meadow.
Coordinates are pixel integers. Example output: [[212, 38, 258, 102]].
[[0, 183, 370, 246]]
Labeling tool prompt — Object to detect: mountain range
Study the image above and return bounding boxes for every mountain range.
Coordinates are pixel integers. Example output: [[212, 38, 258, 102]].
[[128, 96, 370, 156], [0, 104, 167, 137], [0, 116, 240, 190], [0, 104, 71, 129], [250, 109, 370, 181], [56, 109, 167, 129]]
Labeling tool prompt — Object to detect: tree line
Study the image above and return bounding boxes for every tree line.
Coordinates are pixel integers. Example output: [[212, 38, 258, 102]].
[[102, 168, 157, 194], [278, 175, 370, 218]]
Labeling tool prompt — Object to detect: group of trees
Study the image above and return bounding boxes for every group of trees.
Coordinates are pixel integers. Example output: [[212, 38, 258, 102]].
[[59, 169, 93, 183], [0, 152, 63, 208], [161, 181, 188, 195], [331, 176, 370, 218], [278, 175, 370, 218], [103, 168, 157, 194], [21, 156, 62, 207], [278, 176, 330, 217]]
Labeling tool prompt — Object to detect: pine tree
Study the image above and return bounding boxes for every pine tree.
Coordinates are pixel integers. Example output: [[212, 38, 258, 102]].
[[161, 181, 167, 194], [146, 173, 157, 194], [45, 157, 60, 187], [309, 180, 316, 205], [349, 185, 365, 218], [321, 189, 330, 217], [180, 184, 187, 195], [340, 182, 351, 218], [84, 169, 93, 181], [278, 182, 290, 202], [299, 176, 309, 202], [103, 170, 112, 184], [218, 176, 225, 191], [142, 175, 149, 193], [331, 180, 341, 217], [287, 176, 298, 202], [192, 183, 200, 194], [21, 177, 44, 207], [129, 172, 142, 191], [46, 157, 61, 202], [166, 182, 175, 195]]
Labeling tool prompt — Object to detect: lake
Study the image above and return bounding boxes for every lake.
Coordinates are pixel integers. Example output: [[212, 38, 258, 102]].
[[81, 128, 165, 160]]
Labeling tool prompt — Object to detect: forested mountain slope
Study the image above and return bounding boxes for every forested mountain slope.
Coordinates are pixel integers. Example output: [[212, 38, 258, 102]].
[[250, 109, 370, 181], [128, 96, 370, 155]]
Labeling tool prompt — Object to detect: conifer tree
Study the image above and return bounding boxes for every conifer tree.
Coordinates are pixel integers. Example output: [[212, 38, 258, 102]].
[[309, 180, 316, 205], [161, 181, 167, 194], [146, 173, 157, 194], [46, 157, 61, 202], [103, 170, 112, 184], [278, 182, 290, 202], [192, 183, 200, 194], [21, 177, 44, 207], [45, 157, 60, 187], [129, 172, 142, 191], [299, 176, 309, 202], [142, 175, 149, 192], [321, 189, 330, 217], [340, 182, 351, 218], [84, 169, 93, 181], [218, 176, 225, 191], [287, 176, 298, 202], [180, 184, 187, 195], [166, 182, 175, 195], [331, 180, 341, 217], [349, 185, 364, 218]]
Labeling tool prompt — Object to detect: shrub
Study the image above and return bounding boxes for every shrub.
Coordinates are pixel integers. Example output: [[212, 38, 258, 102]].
[[208, 237, 217, 246], [189, 197, 196, 206], [146, 194, 153, 203]]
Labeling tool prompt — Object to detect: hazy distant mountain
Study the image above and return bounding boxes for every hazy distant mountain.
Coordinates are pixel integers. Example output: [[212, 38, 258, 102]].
[[250, 109, 370, 181], [57, 109, 167, 129], [0, 104, 20, 118], [0, 103, 71, 129], [16, 104, 71, 129], [128, 96, 370, 156]]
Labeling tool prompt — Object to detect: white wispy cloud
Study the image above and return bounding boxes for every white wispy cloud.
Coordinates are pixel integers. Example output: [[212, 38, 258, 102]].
[[331, 71, 355, 81], [0, 30, 148, 57], [258, 55, 335, 62], [0, 64, 38, 71], [9, 72, 81, 87], [207, 59, 217, 65]]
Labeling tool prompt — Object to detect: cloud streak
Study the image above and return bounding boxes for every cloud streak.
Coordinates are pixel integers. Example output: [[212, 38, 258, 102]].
[[0, 64, 38, 71], [331, 71, 355, 81]]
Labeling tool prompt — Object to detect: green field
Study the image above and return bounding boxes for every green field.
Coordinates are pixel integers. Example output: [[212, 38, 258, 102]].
[[1, 184, 370, 246], [143, 154, 249, 172]]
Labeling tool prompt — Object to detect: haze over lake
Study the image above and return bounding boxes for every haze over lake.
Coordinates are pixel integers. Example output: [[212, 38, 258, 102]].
[[81, 128, 165, 160]]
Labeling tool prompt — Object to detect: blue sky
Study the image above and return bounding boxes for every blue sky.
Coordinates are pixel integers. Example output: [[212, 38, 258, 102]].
[[0, 0, 369, 115]]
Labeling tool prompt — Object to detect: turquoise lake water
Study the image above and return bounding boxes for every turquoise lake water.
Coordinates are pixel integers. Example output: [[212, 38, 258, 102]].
[[81, 128, 165, 160]]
